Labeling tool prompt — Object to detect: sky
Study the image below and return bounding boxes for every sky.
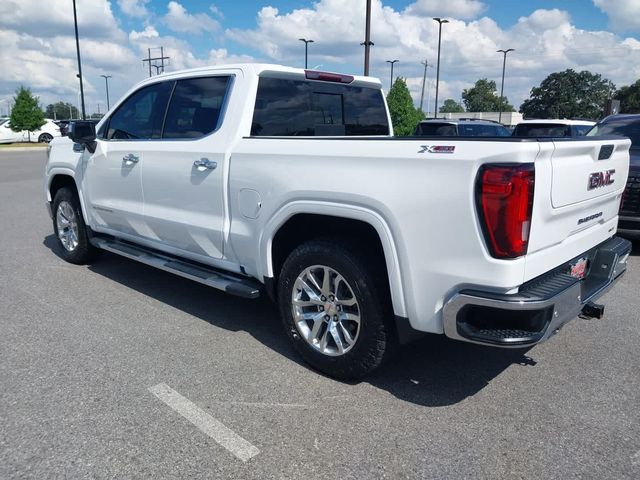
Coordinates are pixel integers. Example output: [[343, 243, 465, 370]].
[[1, 0, 640, 116]]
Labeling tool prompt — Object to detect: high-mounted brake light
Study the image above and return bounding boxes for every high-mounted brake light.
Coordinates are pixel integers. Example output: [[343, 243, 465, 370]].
[[305, 70, 354, 84], [476, 164, 535, 259]]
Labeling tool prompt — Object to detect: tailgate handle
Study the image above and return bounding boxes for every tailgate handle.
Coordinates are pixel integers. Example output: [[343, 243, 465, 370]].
[[598, 144, 614, 160]]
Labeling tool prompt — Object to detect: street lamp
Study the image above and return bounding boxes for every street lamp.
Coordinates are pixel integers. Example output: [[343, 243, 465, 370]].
[[496, 48, 515, 123], [72, 0, 86, 120], [299, 38, 314, 69], [432, 17, 449, 116], [100, 74, 112, 111], [386, 60, 399, 90]]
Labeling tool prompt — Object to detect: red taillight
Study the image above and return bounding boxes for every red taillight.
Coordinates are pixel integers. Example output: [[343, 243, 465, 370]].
[[477, 164, 535, 259]]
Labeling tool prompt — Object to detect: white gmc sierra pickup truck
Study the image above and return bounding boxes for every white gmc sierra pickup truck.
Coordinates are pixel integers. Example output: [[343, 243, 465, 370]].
[[45, 64, 632, 379]]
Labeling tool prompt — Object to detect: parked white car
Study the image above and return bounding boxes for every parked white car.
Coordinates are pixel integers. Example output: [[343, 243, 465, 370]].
[[44, 64, 631, 379], [0, 118, 61, 144]]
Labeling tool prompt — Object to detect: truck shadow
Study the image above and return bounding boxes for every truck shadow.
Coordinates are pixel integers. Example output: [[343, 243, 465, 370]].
[[44, 235, 536, 408]]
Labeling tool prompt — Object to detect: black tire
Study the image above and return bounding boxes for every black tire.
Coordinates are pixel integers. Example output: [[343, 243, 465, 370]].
[[38, 133, 53, 143], [52, 187, 98, 264], [278, 238, 395, 380]]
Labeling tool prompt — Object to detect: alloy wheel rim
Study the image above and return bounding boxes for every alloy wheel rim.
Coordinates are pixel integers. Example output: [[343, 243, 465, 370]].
[[291, 265, 361, 356], [56, 201, 79, 252]]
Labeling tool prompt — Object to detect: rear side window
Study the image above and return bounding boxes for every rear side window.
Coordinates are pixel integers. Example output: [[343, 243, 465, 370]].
[[251, 77, 389, 136], [163, 76, 231, 139], [106, 81, 172, 140]]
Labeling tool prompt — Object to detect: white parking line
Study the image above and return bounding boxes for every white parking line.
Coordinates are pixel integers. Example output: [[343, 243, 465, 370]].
[[148, 383, 260, 462]]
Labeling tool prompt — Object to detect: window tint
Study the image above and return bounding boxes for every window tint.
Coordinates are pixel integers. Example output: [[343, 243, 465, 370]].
[[251, 77, 389, 136], [106, 81, 172, 140], [513, 123, 571, 137], [458, 124, 511, 137], [415, 123, 457, 136], [587, 120, 640, 147], [573, 125, 592, 136], [163, 76, 230, 139]]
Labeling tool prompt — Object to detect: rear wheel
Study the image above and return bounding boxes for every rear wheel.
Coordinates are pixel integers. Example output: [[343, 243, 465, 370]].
[[52, 187, 97, 264], [278, 239, 394, 380], [38, 133, 53, 143]]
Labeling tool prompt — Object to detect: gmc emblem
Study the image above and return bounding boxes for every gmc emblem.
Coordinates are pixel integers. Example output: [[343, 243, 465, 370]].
[[587, 169, 615, 190]]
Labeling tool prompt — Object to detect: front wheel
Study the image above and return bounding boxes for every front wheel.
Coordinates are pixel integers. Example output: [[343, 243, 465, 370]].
[[278, 239, 394, 380], [52, 187, 97, 264]]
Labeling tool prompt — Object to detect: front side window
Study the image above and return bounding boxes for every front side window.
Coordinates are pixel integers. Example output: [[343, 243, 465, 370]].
[[163, 76, 230, 139], [251, 77, 389, 136], [106, 81, 172, 140]]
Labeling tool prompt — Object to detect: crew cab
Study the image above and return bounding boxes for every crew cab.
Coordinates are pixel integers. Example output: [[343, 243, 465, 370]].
[[44, 64, 632, 379]]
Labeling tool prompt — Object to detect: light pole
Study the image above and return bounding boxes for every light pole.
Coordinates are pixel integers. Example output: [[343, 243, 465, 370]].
[[72, 0, 86, 120], [386, 60, 399, 90], [432, 17, 448, 116], [361, 0, 373, 76], [100, 74, 112, 111], [497, 48, 515, 123], [419, 59, 432, 114], [298, 38, 314, 69]]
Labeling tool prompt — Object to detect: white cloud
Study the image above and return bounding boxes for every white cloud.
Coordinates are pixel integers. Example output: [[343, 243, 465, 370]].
[[117, 0, 150, 18], [593, 0, 640, 32], [405, 0, 486, 20], [227, 1, 640, 111], [163, 1, 220, 35], [129, 25, 159, 41], [210, 4, 224, 19]]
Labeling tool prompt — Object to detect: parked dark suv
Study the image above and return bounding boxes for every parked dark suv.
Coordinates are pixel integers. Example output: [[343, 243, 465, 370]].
[[587, 114, 640, 237]]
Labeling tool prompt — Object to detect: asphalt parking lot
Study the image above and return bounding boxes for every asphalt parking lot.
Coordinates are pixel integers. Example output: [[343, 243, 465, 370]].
[[1, 149, 639, 479]]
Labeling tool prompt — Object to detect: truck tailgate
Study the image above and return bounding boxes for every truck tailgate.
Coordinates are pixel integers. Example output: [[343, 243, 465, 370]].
[[524, 137, 630, 282]]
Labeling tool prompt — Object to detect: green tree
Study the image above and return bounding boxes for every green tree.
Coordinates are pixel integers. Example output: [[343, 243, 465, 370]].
[[439, 98, 465, 113], [386, 77, 423, 136], [616, 79, 640, 113], [462, 78, 514, 112], [520, 69, 615, 120], [45, 102, 79, 120], [10, 86, 45, 141]]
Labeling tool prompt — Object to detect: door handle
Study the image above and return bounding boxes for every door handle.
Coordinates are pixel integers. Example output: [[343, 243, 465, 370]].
[[193, 158, 217, 170], [122, 153, 139, 164]]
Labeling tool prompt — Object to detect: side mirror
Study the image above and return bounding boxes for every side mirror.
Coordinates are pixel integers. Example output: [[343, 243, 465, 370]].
[[68, 121, 97, 153]]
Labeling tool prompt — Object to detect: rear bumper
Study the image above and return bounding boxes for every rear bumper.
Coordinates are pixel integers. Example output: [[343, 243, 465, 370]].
[[442, 236, 631, 348]]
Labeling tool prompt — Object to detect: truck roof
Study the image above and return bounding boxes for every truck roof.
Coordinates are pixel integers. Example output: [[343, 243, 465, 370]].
[[132, 63, 383, 90]]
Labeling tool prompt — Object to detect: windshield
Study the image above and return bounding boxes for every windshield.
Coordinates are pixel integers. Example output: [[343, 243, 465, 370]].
[[587, 120, 640, 148], [513, 123, 571, 137]]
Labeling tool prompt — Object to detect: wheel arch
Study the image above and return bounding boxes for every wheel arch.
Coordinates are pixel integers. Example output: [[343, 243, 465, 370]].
[[260, 202, 407, 318], [47, 171, 90, 224]]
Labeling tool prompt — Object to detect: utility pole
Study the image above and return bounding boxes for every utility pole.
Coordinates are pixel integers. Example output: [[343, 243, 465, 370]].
[[361, 0, 374, 76], [299, 38, 314, 69], [419, 59, 432, 114], [386, 60, 399, 90], [100, 74, 112, 110], [72, 0, 86, 120], [433, 17, 448, 116], [142, 47, 170, 77], [497, 48, 515, 123]]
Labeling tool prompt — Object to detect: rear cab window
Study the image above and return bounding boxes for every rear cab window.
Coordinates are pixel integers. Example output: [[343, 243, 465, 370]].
[[513, 123, 571, 137], [251, 76, 389, 136]]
